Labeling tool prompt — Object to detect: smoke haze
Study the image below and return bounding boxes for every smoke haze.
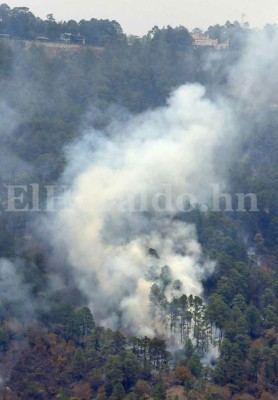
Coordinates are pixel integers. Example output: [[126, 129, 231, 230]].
[[2, 25, 278, 338], [44, 27, 278, 336], [46, 84, 237, 335]]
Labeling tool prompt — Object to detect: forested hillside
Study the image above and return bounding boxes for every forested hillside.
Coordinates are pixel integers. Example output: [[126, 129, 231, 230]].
[[0, 3, 278, 400]]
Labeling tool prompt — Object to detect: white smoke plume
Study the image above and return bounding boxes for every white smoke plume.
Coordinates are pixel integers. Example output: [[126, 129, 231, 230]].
[[47, 84, 236, 336], [42, 26, 278, 337]]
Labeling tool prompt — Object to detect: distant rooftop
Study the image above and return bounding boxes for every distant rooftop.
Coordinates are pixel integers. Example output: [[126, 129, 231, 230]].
[[192, 34, 229, 50]]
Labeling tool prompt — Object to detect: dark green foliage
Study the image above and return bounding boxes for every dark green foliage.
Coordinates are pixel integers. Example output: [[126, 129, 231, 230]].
[[110, 383, 126, 400], [0, 328, 9, 351], [70, 348, 87, 380], [153, 379, 167, 400], [105, 356, 124, 392]]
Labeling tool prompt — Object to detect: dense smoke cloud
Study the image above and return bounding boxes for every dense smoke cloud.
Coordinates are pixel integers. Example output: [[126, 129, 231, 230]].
[[45, 27, 278, 336], [47, 84, 235, 335], [2, 26, 276, 338]]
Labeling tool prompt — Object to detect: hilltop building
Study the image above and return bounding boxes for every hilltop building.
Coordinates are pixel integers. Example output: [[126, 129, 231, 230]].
[[36, 37, 49, 43], [60, 33, 85, 46], [192, 34, 229, 49]]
